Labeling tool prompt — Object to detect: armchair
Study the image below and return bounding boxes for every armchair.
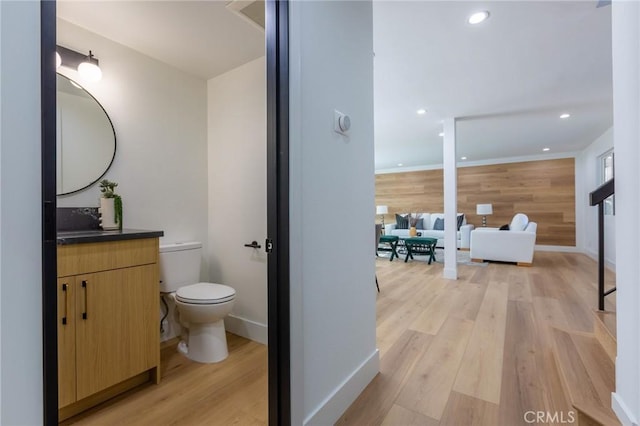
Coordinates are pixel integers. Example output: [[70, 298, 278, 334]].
[[470, 214, 537, 266]]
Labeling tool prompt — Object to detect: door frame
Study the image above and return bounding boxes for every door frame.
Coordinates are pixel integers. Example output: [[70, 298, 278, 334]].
[[40, 1, 291, 424]]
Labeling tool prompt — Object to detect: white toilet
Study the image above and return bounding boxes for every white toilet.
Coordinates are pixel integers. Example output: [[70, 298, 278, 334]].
[[159, 241, 236, 363]]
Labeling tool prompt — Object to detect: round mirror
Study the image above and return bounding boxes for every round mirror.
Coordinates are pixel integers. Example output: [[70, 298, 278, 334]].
[[56, 73, 116, 195]]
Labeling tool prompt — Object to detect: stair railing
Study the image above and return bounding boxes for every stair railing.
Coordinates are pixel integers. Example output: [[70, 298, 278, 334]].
[[589, 178, 615, 310]]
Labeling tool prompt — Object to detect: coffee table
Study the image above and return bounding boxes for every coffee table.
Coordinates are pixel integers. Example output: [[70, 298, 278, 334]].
[[378, 235, 400, 261], [400, 236, 437, 264]]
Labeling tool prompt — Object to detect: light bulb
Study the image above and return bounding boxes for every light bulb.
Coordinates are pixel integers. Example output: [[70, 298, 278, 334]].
[[78, 61, 102, 82], [78, 51, 102, 82]]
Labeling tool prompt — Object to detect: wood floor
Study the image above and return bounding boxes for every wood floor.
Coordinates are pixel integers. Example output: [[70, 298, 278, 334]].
[[63, 334, 267, 425], [338, 251, 617, 426], [63, 251, 616, 426]]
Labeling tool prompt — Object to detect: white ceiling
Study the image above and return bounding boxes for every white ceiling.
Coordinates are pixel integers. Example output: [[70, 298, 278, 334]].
[[57, 1, 612, 171], [373, 1, 613, 170], [57, 1, 265, 80]]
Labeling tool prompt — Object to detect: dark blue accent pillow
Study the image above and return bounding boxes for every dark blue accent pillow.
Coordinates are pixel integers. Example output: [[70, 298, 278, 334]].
[[499, 224, 510, 230], [414, 218, 424, 229], [396, 214, 409, 229], [457, 214, 464, 230], [433, 218, 445, 230]]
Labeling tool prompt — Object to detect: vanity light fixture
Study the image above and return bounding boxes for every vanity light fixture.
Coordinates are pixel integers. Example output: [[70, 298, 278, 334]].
[[56, 45, 103, 82]]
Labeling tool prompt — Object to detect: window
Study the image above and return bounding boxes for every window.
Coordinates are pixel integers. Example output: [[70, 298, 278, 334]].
[[599, 149, 614, 215]]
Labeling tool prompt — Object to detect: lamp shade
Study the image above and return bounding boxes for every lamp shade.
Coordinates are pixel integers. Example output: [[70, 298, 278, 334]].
[[476, 203, 493, 215], [376, 205, 388, 215]]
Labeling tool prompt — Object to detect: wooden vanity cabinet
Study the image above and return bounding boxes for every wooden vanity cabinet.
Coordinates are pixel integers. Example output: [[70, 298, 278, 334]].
[[57, 238, 160, 420]]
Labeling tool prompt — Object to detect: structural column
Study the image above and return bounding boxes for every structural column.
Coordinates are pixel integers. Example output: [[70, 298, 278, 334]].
[[442, 118, 458, 280]]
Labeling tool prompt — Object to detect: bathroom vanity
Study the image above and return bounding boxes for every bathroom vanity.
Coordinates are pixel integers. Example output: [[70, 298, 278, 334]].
[[56, 229, 163, 420]]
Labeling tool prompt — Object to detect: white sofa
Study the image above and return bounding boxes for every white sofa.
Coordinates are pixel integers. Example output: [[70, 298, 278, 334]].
[[470, 213, 538, 265], [384, 213, 474, 249]]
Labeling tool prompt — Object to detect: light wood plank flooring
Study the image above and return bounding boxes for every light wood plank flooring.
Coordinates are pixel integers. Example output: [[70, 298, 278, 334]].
[[63, 333, 267, 425], [338, 251, 616, 426]]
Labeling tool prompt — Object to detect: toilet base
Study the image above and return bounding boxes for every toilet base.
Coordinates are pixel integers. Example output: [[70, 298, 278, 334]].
[[180, 318, 229, 363]]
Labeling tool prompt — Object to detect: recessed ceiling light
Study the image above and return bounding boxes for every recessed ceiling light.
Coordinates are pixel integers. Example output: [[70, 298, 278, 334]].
[[543, 147, 550, 152], [560, 113, 571, 119], [416, 109, 427, 115], [438, 132, 444, 137], [468, 11, 490, 25], [397, 163, 403, 167], [461, 156, 467, 160]]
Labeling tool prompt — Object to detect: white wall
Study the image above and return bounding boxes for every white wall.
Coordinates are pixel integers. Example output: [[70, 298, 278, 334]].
[[289, 1, 379, 424], [611, 1, 640, 425], [575, 127, 615, 267], [207, 57, 267, 344], [0, 2, 43, 423], [56, 20, 209, 251]]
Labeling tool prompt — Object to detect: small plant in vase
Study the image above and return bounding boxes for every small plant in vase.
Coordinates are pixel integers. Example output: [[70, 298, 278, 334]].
[[99, 179, 123, 230], [409, 213, 421, 237]]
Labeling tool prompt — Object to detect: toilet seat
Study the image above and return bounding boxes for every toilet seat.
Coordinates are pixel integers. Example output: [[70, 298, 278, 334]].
[[176, 282, 236, 305]]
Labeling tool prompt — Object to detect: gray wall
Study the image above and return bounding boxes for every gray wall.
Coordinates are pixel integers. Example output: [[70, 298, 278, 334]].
[[0, 2, 44, 424]]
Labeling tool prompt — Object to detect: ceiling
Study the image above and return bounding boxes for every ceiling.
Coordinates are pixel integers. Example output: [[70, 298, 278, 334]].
[[57, 1, 265, 80], [57, 1, 613, 171], [373, 1, 613, 171]]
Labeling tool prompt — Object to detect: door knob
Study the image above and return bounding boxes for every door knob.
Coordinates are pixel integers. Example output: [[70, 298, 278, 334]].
[[244, 241, 261, 249]]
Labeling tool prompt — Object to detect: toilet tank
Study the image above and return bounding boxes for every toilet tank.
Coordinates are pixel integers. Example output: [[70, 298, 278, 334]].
[[159, 241, 203, 292]]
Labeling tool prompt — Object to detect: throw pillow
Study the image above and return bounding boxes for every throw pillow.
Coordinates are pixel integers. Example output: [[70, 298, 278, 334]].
[[457, 214, 464, 230], [499, 224, 510, 231], [433, 217, 445, 230], [510, 213, 529, 232], [395, 214, 409, 229], [414, 218, 424, 229]]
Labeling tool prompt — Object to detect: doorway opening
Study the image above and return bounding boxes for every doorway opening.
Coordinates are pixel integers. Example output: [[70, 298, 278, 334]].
[[41, 1, 289, 424]]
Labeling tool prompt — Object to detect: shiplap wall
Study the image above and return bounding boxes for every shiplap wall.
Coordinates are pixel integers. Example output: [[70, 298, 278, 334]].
[[375, 158, 576, 246]]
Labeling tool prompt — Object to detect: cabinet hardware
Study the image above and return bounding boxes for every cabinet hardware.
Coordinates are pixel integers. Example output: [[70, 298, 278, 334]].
[[62, 283, 68, 325], [82, 280, 88, 320], [244, 241, 261, 249]]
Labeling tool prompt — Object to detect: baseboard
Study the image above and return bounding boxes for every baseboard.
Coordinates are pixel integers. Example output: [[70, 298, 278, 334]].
[[304, 349, 380, 426], [612, 392, 639, 426], [535, 245, 581, 253], [224, 314, 267, 345]]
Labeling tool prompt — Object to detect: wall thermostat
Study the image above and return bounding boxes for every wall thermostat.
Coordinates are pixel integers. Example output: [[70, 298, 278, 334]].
[[334, 110, 351, 135]]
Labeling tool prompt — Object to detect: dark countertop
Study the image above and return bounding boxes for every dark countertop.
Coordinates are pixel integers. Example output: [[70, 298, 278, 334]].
[[57, 229, 164, 245]]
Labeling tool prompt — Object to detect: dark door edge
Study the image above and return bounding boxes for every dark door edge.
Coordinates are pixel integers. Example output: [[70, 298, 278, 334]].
[[40, 1, 58, 424], [266, 0, 291, 424]]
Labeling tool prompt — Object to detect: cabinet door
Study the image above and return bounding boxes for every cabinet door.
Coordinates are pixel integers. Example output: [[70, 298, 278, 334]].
[[75, 264, 159, 399], [58, 277, 77, 407]]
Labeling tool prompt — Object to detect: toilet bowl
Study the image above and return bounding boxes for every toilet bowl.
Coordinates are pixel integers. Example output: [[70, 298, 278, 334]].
[[159, 242, 236, 363]]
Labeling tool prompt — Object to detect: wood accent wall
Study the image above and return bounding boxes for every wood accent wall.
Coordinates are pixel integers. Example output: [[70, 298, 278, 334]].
[[375, 158, 576, 246]]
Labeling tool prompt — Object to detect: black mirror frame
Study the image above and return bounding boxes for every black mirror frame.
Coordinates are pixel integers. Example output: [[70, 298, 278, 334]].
[[56, 73, 117, 196]]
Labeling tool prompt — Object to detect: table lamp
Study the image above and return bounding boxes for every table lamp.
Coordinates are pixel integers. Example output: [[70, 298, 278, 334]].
[[476, 203, 493, 227], [376, 205, 389, 230]]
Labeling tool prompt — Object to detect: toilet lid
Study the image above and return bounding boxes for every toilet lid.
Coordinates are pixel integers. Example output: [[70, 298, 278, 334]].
[[176, 283, 236, 305]]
